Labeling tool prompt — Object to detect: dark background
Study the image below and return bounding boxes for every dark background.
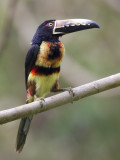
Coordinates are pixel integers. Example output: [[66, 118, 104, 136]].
[[0, 0, 120, 159]]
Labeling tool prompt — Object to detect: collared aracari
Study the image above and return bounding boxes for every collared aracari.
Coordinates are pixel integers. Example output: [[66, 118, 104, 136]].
[[15, 19, 99, 152]]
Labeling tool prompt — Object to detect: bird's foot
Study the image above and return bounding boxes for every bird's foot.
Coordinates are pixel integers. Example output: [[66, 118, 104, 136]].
[[64, 87, 75, 97], [53, 87, 75, 97], [34, 97, 45, 108], [35, 97, 45, 101], [26, 99, 29, 104]]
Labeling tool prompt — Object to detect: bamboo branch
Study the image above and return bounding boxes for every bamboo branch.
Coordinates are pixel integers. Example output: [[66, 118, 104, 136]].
[[0, 73, 120, 125]]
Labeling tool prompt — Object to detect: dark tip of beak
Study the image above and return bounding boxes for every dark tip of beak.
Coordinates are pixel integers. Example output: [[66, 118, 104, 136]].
[[90, 22, 100, 29]]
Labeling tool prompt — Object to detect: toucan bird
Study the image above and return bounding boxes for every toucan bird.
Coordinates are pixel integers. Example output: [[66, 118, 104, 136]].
[[15, 19, 99, 152]]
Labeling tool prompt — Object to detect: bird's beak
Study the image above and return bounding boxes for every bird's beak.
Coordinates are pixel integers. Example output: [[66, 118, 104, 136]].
[[53, 19, 100, 35]]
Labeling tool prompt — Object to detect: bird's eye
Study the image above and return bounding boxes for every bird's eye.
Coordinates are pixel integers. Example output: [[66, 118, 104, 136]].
[[49, 23, 53, 26]]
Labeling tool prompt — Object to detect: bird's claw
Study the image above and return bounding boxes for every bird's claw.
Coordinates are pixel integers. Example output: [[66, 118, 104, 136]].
[[40, 97, 45, 102], [35, 97, 45, 102], [53, 87, 75, 97], [65, 87, 75, 97], [35, 97, 45, 108]]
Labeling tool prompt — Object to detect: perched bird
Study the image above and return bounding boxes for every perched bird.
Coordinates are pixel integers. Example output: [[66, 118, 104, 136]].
[[15, 19, 99, 152]]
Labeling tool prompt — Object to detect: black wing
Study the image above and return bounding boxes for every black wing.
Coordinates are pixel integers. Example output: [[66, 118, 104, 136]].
[[25, 44, 40, 89]]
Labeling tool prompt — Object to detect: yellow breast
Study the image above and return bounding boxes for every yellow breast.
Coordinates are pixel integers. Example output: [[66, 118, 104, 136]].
[[28, 72, 59, 97]]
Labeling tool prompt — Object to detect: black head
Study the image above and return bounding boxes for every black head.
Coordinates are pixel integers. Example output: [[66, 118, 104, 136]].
[[32, 19, 100, 45], [32, 20, 57, 45]]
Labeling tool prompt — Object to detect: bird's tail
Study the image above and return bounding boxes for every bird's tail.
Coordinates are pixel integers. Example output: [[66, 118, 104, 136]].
[[15, 90, 34, 152], [15, 115, 33, 152]]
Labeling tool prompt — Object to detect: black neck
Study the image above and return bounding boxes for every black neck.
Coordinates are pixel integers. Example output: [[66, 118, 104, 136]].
[[32, 33, 59, 46]]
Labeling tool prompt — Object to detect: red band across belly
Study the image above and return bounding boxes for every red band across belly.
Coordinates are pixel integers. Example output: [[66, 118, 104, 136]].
[[31, 65, 60, 75]]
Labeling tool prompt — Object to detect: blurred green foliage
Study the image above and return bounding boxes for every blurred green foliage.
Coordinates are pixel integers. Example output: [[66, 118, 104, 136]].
[[0, 0, 120, 160]]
